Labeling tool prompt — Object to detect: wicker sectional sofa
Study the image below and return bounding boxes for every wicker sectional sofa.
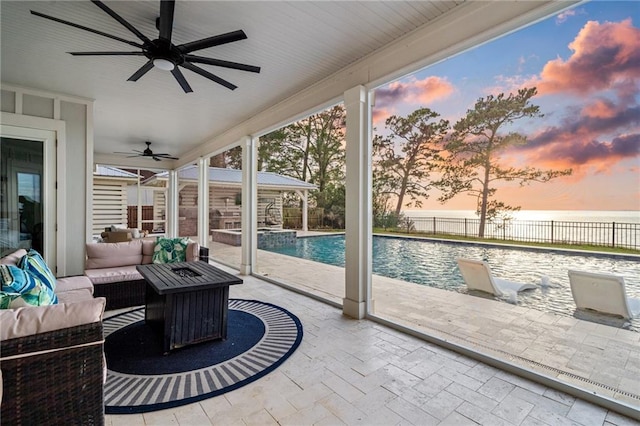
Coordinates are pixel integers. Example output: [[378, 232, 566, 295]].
[[85, 239, 200, 310], [0, 248, 106, 425]]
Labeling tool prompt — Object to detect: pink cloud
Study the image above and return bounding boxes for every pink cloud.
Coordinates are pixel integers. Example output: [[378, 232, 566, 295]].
[[374, 76, 454, 110], [407, 77, 455, 104], [517, 131, 640, 177], [534, 19, 640, 96], [372, 107, 391, 126], [507, 89, 640, 175], [581, 99, 617, 119]]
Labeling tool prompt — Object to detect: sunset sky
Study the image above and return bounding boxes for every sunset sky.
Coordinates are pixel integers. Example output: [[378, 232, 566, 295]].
[[373, 1, 640, 212]]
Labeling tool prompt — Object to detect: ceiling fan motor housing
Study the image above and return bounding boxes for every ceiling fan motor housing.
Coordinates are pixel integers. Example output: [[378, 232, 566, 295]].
[[145, 39, 184, 68]]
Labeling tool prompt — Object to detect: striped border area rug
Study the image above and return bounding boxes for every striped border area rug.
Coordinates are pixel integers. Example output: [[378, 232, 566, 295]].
[[103, 299, 303, 414]]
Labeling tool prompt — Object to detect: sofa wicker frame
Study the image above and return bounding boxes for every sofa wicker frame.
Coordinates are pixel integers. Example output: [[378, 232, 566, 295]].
[[0, 321, 105, 425], [93, 279, 146, 310]]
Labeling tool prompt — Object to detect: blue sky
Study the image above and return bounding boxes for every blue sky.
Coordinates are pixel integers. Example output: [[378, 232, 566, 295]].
[[373, 1, 640, 211]]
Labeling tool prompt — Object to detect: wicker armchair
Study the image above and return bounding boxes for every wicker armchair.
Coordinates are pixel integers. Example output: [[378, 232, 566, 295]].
[[0, 298, 106, 425], [1, 322, 105, 425]]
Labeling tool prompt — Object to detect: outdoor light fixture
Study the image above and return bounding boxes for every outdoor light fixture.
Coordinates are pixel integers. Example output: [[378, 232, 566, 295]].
[[153, 58, 175, 71]]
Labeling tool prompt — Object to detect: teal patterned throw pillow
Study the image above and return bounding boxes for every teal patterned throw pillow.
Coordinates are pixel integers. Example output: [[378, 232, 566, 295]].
[[18, 249, 58, 305], [0, 264, 56, 308], [152, 237, 189, 264]]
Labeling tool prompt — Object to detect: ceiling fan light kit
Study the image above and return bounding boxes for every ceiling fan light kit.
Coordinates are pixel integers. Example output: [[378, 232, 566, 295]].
[[31, 0, 261, 93], [153, 58, 175, 71]]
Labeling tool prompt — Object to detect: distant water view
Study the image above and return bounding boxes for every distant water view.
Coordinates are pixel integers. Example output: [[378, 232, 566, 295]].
[[397, 210, 640, 250], [403, 210, 640, 224]]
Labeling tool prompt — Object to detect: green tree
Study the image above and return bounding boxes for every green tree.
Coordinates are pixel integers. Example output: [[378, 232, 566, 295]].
[[222, 130, 292, 171], [373, 107, 449, 216], [436, 87, 572, 237], [295, 105, 346, 209], [260, 105, 346, 211]]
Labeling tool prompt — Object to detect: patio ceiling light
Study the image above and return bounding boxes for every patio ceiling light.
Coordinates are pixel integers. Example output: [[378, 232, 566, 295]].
[[153, 58, 175, 71]]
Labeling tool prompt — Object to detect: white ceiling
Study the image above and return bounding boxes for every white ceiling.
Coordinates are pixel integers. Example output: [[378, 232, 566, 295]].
[[1, 1, 568, 167]]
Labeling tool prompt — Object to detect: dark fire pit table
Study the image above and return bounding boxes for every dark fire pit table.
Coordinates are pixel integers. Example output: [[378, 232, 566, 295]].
[[136, 261, 243, 353]]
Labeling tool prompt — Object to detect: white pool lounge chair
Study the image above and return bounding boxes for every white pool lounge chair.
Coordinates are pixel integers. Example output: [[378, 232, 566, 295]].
[[456, 258, 538, 297], [568, 270, 640, 319]]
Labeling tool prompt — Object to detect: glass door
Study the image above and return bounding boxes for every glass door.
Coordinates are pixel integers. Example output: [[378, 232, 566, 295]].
[[0, 127, 56, 269]]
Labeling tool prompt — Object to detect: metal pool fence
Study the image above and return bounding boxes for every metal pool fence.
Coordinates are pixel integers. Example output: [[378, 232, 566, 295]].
[[384, 216, 640, 250]]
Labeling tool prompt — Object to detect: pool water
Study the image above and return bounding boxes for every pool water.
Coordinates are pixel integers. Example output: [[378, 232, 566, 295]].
[[265, 234, 640, 331]]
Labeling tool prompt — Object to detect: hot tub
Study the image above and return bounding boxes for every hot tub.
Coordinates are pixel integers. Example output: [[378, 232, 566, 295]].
[[211, 228, 297, 248]]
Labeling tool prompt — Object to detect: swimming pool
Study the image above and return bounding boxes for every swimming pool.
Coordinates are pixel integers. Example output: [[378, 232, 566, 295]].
[[264, 234, 640, 331]]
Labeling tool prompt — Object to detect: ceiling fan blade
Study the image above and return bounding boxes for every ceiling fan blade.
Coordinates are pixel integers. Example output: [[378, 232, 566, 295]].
[[91, 0, 152, 45], [171, 67, 193, 93], [114, 150, 143, 154], [154, 154, 179, 159], [158, 0, 175, 42], [185, 55, 260, 73], [30, 10, 143, 48], [69, 51, 145, 56], [127, 60, 154, 81], [181, 62, 237, 90], [152, 157, 162, 162], [177, 30, 247, 54]]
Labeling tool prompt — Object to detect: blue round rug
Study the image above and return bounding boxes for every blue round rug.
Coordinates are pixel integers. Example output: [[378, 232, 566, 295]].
[[103, 299, 303, 414]]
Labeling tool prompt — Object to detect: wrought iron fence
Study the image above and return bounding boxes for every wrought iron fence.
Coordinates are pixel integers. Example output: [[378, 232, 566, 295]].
[[384, 216, 640, 250]]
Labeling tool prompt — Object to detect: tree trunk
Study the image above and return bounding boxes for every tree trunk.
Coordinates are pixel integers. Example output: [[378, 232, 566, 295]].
[[478, 163, 491, 238], [395, 174, 409, 216]]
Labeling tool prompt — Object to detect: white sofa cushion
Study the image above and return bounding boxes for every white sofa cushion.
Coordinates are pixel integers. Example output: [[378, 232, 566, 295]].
[[57, 288, 94, 305], [56, 276, 94, 294], [0, 297, 106, 340], [85, 265, 143, 285], [86, 240, 143, 269], [142, 240, 155, 264]]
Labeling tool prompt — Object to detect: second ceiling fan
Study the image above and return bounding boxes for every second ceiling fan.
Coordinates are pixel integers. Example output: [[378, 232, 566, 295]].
[[31, 0, 261, 93]]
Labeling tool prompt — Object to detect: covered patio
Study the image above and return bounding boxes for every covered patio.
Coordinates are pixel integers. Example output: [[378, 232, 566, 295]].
[[2, 0, 639, 423]]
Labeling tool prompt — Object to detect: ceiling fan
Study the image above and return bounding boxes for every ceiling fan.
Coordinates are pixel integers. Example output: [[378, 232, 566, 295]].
[[115, 142, 179, 161], [31, 0, 261, 93]]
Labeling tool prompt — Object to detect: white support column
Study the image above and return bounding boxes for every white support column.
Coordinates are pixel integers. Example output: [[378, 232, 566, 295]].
[[302, 190, 309, 232], [167, 170, 179, 238], [197, 157, 210, 248], [343, 85, 372, 319], [136, 170, 142, 230], [240, 136, 258, 275], [294, 189, 310, 232]]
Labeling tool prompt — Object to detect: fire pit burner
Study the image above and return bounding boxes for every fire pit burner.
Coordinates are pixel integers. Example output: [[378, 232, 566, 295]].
[[171, 267, 202, 278]]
